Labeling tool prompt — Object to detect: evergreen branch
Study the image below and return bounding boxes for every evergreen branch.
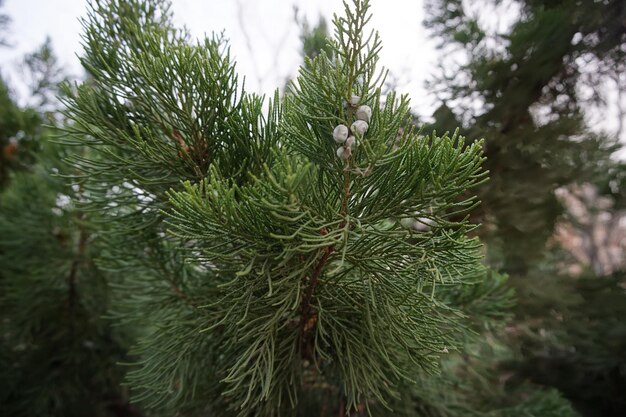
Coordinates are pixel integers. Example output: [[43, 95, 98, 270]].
[[299, 227, 336, 359], [57, 0, 494, 414]]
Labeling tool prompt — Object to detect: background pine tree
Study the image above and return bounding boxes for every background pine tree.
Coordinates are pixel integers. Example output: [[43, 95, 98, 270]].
[[424, 0, 625, 273], [0, 5, 137, 414], [0, 141, 135, 417], [423, 1, 626, 416]]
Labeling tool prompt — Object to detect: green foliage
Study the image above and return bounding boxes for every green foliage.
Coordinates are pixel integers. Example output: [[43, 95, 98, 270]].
[[510, 271, 626, 417], [438, 269, 514, 332], [424, 3, 626, 416], [0, 0, 620, 415], [0, 143, 132, 416], [0, 28, 136, 415], [61, 0, 277, 221], [55, 0, 510, 415], [298, 17, 333, 61], [22, 37, 69, 111], [0, 77, 41, 189], [411, 357, 581, 417], [0, 2, 64, 189], [4, 0, 621, 415]]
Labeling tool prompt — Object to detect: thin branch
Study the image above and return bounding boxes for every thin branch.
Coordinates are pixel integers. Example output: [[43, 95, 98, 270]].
[[299, 227, 335, 357]]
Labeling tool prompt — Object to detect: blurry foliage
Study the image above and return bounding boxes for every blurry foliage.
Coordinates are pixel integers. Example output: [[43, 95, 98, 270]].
[[297, 15, 333, 61], [0, 143, 135, 417], [0, 13, 137, 415], [22, 36, 70, 111], [424, 0, 626, 273], [424, 1, 626, 417], [0, 3, 66, 189], [411, 341, 581, 417], [0, 78, 40, 189], [509, 269, 626, 417]]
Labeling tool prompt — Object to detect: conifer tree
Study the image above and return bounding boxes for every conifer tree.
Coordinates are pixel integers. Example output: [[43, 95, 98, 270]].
[[422, 2, 626, 416], [0, 142, 134, 416], [0, 1, 43, 189], [0, 24, 136, 414], [424, 0, 624, 273], [55, 0, 522, 415], [0, 77, 40, 189]]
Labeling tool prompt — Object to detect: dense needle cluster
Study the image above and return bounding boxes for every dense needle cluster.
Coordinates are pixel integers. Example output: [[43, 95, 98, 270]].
[[52, 0, 511, 416]]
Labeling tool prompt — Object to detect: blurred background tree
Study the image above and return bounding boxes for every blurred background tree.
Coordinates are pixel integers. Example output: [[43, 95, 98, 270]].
[[424, 0, 625, 273], [0, 74, 40, 189], [421, 1, 626, 416], [0, 2, 136, 414]]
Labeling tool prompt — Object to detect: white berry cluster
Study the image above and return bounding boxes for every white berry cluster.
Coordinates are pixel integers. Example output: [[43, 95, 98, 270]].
[[399, 216, 436, 232], [333, 95, 372, 160]]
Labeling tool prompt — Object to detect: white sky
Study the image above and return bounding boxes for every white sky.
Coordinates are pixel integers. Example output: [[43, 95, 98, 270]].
[[0, 0, 439, 117]]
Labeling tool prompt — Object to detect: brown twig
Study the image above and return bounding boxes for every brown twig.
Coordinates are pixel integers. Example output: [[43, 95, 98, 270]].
[[299, 228, 335, 358], [172, 128, 190, 157]]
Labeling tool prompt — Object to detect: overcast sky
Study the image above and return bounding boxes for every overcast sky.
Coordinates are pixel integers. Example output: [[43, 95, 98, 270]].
[[0, 0, 439, 116]]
